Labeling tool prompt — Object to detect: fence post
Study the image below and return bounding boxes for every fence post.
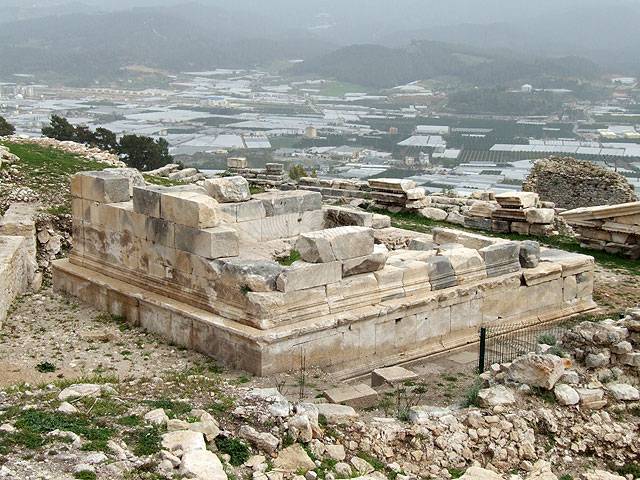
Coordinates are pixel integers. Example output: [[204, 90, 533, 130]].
[[478, 327, 487, 374]]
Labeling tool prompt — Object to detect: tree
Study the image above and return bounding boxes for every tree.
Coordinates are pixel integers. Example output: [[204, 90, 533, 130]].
[[0, 116, 15, 136], [42, 115, 76, 141], [118, 134, 173, 171], [92, 127, 119, 153], [288, 164, 308, 181]]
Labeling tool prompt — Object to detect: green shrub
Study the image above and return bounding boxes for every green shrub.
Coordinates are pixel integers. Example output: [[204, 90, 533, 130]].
[[537, 333, 557, 346], [215, 437, 250, 466]]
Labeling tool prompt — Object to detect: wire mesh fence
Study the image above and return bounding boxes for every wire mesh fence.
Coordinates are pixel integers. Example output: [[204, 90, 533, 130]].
[[478, 320, 575, 373]]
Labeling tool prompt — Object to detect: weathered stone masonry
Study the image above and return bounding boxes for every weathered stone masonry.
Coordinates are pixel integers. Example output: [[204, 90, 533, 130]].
[[53, 171, 597, 375]]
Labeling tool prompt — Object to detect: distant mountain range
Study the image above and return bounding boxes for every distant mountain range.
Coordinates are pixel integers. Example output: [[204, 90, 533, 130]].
[[0, 1, 638, 86], [294, 41, 600, 88]]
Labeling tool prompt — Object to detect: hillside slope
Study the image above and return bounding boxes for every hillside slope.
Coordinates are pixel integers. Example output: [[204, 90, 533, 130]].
[[295, 41, 600, 88]]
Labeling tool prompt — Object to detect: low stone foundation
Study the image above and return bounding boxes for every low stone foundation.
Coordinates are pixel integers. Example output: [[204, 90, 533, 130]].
[[0, 203, 39, 326], [53, 171, 597, 375]]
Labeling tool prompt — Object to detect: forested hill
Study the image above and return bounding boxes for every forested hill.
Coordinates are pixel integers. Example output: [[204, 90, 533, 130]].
[[295, 41, 601, 88], [0, 5, 332, 84]]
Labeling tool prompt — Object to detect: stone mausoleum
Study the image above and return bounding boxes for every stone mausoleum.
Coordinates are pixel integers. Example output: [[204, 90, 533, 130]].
[[53, 172, 597, 375]]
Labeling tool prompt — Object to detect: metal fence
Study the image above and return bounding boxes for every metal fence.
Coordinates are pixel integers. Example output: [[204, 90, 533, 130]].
[[478, 320, 574, 373]]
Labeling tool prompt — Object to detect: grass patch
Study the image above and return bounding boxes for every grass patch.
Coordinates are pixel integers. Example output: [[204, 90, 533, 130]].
[[537, 333, 557, 346], [448, 467, 466, 479], [463, 378, 483, 408], [74, 472, 97, 480], [207, 393, 235, 415], [278, 250, 301, 266], [215, 437, 250, 466], [559, 475, 574, 480], [616, 463, 640, 478], [9, 410, 114, 451], [118, 415, 142, 427], [128, 426, 163, 457], [143, 174, 185, 187], [356, 451, 384, 471], [144, 398, 191, 419]]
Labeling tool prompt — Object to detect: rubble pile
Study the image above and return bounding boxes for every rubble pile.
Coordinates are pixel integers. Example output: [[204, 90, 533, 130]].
[[227, 157, 290, 189], [299, 176, 370, 201], [3, 135, 125, 167], [421, 191, 558, 237], [146, 163, 207, 183], [523, 156, 637, 210], [560, 202, 640, 259]]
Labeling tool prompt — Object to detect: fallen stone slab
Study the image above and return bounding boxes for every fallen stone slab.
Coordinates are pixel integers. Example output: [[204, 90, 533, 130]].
[[315, 403, 359, 424], [478, 385, 516, 407], [161, 430, 206, 453], [606, 383, 640, 401], [554, 384, 580, 406], [371, 366, 419, 387], [323, 384, 378, 408], [179, 449, 227, 480], [273, 444, 316, 472], [342, 248, 388, 277], [507, 354, 565, 390], [368, 178, 417, 193]]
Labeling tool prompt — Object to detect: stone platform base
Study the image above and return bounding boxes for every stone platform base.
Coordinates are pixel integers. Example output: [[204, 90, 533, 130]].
[[53, 259, 597, 376]]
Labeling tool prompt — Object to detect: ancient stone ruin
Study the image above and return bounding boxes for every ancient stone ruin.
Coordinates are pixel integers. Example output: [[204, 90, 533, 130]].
[[560, 201, 640, 258], [53, 172, 597, 375], [523, 156, 637, 210]]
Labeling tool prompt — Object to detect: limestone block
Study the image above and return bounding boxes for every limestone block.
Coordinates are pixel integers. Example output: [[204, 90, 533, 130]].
[[424, 256, 457, 290], [387, 249, 437, 264], [174, 225, 239, 259], [510, 221, 531, 235], [261, 215, 293, 241], [214, 259, 283, 293], [276, 261, 342, 292], [539, 249, 594, 276], [419, 207, 448, 221], [227, 157, 248, 168], [324, 206, 373, 228], [372, 214, 391, 229], [103, 167, 145, 196], [464, 216, 493, 231], [446, 211, 465, 225], [323, 384, 378, 408], [576, 271, 594, 299], [406, 187, 426, 200], [368, 178, 417, 192], [439, 247, 487, 284], [491, 219, 511, 233], [254, 190, 322, 217], [236, 200, 267, 222], [160, 191, 219, 229], [507, 353, 565, 390], [399, 260, 430, 289], [374, 265, 405, 300], [408, 238, 437, 251], [479, 242, 521, 277], [495, 191, 538, 209], [525, 208, 555, 224], [521, 263, 562, 286], [564, 275, 578, 301], [76, 171, 131, 204], [231, 219, 262, 242], [204, 176, 251, 203], [371, 366, 419, 387], [118, 205, 147, 239], [296, 226, 374, 263], [327, 270, 379, 301], [519, 240, 540, 268], [432, 228, 498, 250], [133, 186, 161, 217], [245, 287, 329, 324], [298, 210, 325, 234], [342, 248, 388, 277], [145, 217, 175, 247]]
